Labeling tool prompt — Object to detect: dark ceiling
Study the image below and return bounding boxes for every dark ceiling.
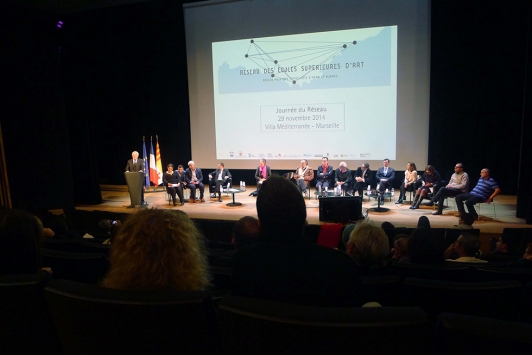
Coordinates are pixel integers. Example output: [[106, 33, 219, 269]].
[[3, 0, 203, 14]]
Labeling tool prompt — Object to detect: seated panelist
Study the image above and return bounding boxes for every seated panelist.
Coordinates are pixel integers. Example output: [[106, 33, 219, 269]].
[[208, 162, 232, 202], [164, 163, 184, 206], [293, 159, 314, 195]]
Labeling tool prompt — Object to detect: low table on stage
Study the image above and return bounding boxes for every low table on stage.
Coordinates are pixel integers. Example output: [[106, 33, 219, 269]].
[[226, 188, 243, 207], [314, 190, 336, 198], [366, 192, 392, 212]]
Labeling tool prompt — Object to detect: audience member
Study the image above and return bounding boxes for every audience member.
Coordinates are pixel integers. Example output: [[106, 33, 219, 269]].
[[381, 221, 395, 230], [396, 162, 418, 204], [102, 208, 209, 291], [316, 156, 333, 191], [342, 223, 356, 248], [375, 158, 395, 193], [427, 163, 469, 215], [390, 236, 409, 262], [346, 221, 390, 274], [454, 168, 500, 220], [232, 216, 260, 250], [0, 209, 52, 278], [410, 165, 441, 209], [42, 214, 82, 239], [452, 213, 475, 229], [402, 227, 445, 265], [231, 176, 359, 307], [417, 216, 431, 228], [444, 233, 486, 263]]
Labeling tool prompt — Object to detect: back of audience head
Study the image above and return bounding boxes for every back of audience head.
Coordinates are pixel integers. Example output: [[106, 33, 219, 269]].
[[417, 216, 431, 229], [524, 243, 532, 260], [232, 216, 260, 250], [347, 220, 389, 267], [342, 223, 356, 248], [455, 233, 481, 257], [256, 176, 306, 238], [381, 221, 395, 230], [408, 227, 445, 264], [392, 235, 409, 260], [459, 213, 475, 226], [102, 208, 209, 291], [0, 209, 44, 275]]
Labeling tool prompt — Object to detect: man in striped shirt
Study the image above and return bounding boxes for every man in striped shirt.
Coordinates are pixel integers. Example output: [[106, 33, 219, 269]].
[[455, 168, 500, 219]]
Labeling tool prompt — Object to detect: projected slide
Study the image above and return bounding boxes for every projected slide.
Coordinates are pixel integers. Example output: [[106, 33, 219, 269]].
[[212, 26, 397, 160]]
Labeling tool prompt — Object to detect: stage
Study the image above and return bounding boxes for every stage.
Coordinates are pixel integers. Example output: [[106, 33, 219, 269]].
[[67, 185, 531, 237]]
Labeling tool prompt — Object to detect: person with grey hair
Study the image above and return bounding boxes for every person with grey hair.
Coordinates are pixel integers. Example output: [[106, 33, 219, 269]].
[[293, 159, 314, 195], [185, 160, 205, 203], [335, 162, 353, 195], [445, 233, 487, 263], [346, 220, 390, 270], [354, 163, 372, 197], [125, 150, 147, 205]]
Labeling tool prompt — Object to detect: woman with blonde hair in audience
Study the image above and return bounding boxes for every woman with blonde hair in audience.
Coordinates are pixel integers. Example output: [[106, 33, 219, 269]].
[[347, 220, 390, 275], [102, 208, 209, 291]]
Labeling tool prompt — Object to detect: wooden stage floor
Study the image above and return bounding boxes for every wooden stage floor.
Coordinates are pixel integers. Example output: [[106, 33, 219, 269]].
[[71, 185, 532, 236]]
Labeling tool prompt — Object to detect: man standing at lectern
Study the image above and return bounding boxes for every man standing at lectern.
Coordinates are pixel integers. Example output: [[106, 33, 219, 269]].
[[125, 151, 147, 205]]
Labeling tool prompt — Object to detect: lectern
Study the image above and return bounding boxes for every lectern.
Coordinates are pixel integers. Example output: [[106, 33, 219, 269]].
[[124, 172, 144, 208]]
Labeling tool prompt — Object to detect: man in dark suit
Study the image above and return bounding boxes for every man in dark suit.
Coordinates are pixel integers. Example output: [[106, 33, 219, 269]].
[[208, 162, 232, 202], [125, 151, 144, 172], [185, 160, 205, 203], [354, 163, 372, 197], [125, 151, 147, 205], [231, 176, 360, 307], [375, 158, 395, 192]]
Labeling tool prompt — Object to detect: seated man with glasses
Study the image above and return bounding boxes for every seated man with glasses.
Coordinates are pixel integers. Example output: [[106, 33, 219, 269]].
[[426, 163, 469, 215]]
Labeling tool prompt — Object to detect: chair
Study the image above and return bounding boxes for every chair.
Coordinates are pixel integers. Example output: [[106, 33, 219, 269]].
[[470, 266, 532, 285], [434, 313, 532, 354], [475, 199, 497, 218], [402, 278, 523, 324], [42, 238, 82, 252], [359, 275, 402, 306], [391, 263, 470, 282], [217, 295, 430, 355], [0, 274, 63, 354], [520, 281, 532, 323], [40, 249, 109, 284], [78, 240, 111, 257], [44, 279, 220, 355]]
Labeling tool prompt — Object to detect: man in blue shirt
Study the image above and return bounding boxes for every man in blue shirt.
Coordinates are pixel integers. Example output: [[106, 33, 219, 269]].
[[455, 168, 500, 219]]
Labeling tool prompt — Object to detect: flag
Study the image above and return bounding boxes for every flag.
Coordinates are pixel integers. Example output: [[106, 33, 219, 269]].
[[142, 136, 150, 188], [155, 136, 163, 185], [149, 137, 158, 186]]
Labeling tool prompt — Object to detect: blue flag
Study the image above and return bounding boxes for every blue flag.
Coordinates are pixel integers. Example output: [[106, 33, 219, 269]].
[[142, 137, 150, 188]]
